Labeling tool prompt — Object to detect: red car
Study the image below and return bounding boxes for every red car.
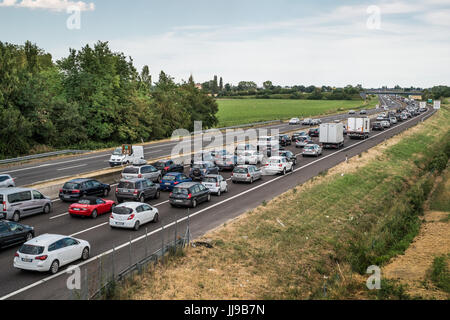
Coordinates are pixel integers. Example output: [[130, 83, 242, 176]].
[[69, 197, 115, 219]]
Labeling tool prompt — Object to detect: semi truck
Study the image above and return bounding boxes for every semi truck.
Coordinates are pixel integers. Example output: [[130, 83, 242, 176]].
[[347, 118, 370, 140], [320, 123, 344, 149]]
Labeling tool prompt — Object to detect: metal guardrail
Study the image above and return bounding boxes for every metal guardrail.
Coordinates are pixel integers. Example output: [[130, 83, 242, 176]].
[[0, 150, 90, 165]]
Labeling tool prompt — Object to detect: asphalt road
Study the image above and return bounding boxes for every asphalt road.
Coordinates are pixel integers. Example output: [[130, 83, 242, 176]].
[[0, 97, 434, 300], [4, 97, 397, 187]]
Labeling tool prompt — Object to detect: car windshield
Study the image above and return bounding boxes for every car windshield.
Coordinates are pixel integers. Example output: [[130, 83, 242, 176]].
[[304, 146, 315, 150], [63, 182, 80, 190], [234, 168, 248, 174], [78, 199, 92, 205], [154, 162, 166, 167], [269, 159, 281, 164], [0, 176, 9, 182], [172, 188, 189, 195], [163, 175, 177, 181], [118, 182, 135, 189], [113, 207, 133, 215], [123, 167, 139, 174], [113, 148, 122, 155], [193, 164, 206, 169], [19, 245, 44, 255], [203, 177, 217, 183]]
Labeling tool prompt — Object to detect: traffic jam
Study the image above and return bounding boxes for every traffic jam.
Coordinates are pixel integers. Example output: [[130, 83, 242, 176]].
[[0, 98, 428, 276]]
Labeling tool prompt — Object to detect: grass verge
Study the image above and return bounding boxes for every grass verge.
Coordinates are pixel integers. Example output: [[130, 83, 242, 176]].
[[114, 102, 449, 300]]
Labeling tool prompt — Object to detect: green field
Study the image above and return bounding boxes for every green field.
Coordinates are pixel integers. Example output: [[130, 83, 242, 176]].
[[216, 98, 377, 127]]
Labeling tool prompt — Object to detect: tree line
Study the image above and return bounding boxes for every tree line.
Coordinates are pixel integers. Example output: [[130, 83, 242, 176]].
[[0, 41, 218, 159]]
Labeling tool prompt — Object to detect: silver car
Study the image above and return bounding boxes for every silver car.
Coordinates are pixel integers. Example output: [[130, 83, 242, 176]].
[[0, 188, 52, 222], [231, 165, 262, 184], [121, 165, 162, 183], [0, 174, 15, 188], [202, 175, 229, 196], [302, 144, 323, 157], [295, 136, 313, 148]]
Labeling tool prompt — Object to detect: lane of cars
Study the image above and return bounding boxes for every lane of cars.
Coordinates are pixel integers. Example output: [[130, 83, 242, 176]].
[[0, 96, 423, 278]]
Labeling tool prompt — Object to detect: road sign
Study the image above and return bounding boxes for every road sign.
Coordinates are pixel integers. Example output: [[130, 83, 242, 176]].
[[122, 144, 133, 155], [434, 101, 441, 110]]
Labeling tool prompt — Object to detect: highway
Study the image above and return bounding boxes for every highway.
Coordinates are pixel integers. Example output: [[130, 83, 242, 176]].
[[0, 96, 435, 300], [4, 98, 392, 187]]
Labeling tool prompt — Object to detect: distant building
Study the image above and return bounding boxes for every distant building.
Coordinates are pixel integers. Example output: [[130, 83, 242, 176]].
[[195, 83, 203, 90], [409, 95, 422, 100]]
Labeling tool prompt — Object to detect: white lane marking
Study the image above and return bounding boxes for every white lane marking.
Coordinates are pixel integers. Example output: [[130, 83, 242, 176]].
[[0, 109, 432, 301], [57, 164, 87, 171], [50, 212, 69, 220]]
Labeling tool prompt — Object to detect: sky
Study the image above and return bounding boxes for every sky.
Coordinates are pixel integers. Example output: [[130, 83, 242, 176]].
[[0, 0, 449, 88]]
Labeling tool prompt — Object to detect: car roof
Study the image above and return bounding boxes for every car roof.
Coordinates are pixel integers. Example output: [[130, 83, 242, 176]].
[[68, 178, 93, 183], [163, 172, 183, 177], [116, 202, 146, 209], [175, 182, 199, 188], [119, 178, 147, 183], [204, 174, 221, 178], [0, 187, 34, 195], [25, 234, 67, 246]]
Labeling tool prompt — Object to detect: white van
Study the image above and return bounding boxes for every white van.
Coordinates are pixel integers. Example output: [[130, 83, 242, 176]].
[[109, 145, 146, 167]]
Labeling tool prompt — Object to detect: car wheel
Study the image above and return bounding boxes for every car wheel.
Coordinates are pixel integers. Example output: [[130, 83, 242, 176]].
[[43, 204, 51, 214], [154, 190, 161, 199], [50, 260, 59, 275], [12, 212, 20, 222], [217, 190, 221, 197], [192, 199, 197, 208], [140, 195, 145, 203], [207, 194, 211, 202], [153, 213, 159, 223], [91, 210, 98, 219], [26, 232, 33, 241], [103, 189, 109, 197], [283, 168, 286, 175], [81, 247, 90, 260], [134, 221, 140, 231], [250, 178, 254, 184], [225, 186, 229, 193]]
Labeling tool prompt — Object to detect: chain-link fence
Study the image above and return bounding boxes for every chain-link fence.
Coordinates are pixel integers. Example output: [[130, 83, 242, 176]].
[[68, 216, 192, 300]]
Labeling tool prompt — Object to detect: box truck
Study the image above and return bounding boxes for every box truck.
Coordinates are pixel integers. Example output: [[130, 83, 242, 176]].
[[320, 123, 344, 149], [347, 118, 371, 140], [109, 145, 146, 167]]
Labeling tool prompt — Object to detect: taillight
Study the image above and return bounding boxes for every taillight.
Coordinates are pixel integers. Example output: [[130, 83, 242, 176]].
[[14, 252, 19, 258], [216, 183, 220, 187], [115, 188, 119, 193], [169, 192, 173, 197], [35, 255, 48, 261], [2, 201, 6, 212], [59, 189, 63, 193], [247, 174, 251, 178], [127, 214, 135, 220], [279, 164, 283, 168], [159, 180, 163, 184], [110, 214, 113, 219], [138, 174, 143, 178], [187, 194, 192, 199], [174, 182, 179, 185], [164, 167, 170, 171], [72, 190, 80, 194]]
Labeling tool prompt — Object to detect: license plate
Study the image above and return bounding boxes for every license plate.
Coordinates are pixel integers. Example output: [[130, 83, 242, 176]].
[[116, 222, 124, 226], [22, 258, 32, 263], [73, 208, 81, 211], [165, 183, 170, 186], [64, 195, 71, 199], [175, 200, 183, 203]]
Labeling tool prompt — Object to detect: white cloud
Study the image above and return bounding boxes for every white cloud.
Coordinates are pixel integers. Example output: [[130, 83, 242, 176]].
[[0, 0, 94, 12]]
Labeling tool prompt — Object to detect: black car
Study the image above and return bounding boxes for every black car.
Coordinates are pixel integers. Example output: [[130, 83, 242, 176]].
[[292, 132, 308, 142], [308, 128, 320, 137], [0, 220, 34, 249], [169, 182, 211, 208], [278, 135, 292, 147], [395, 114, 403, 122], [278, 151, 297, 166], [152, 160, 184, 175], [115, 178, 160, 203], [372, 122, 385, 131], [189, 162, 219, 180], [59, 179, 111, 202]]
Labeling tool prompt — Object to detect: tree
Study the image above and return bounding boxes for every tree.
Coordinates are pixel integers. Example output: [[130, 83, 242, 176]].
[[263, 81, 273, 90]]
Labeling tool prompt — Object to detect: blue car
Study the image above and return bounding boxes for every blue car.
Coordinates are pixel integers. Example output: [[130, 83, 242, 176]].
[[159, 173, 192, 191]]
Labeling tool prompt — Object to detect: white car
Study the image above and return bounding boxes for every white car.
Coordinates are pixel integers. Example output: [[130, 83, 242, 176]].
[[202, 175, 228, 196], [311, 119, 322, 126], [289, 118, 301, 125], [237, 150, 264, 165], [381, 121, 391, 128], [0, 174, 15, 188], [264, 156, 294, 175], [14, 234, 90, 274], [110, 202, 159, 231], [348, 110, 356, 115]]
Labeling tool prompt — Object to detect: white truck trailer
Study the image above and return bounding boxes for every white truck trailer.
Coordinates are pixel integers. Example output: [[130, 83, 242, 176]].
[[320, 123, 344, 149], [347, 118, 371, 140]]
